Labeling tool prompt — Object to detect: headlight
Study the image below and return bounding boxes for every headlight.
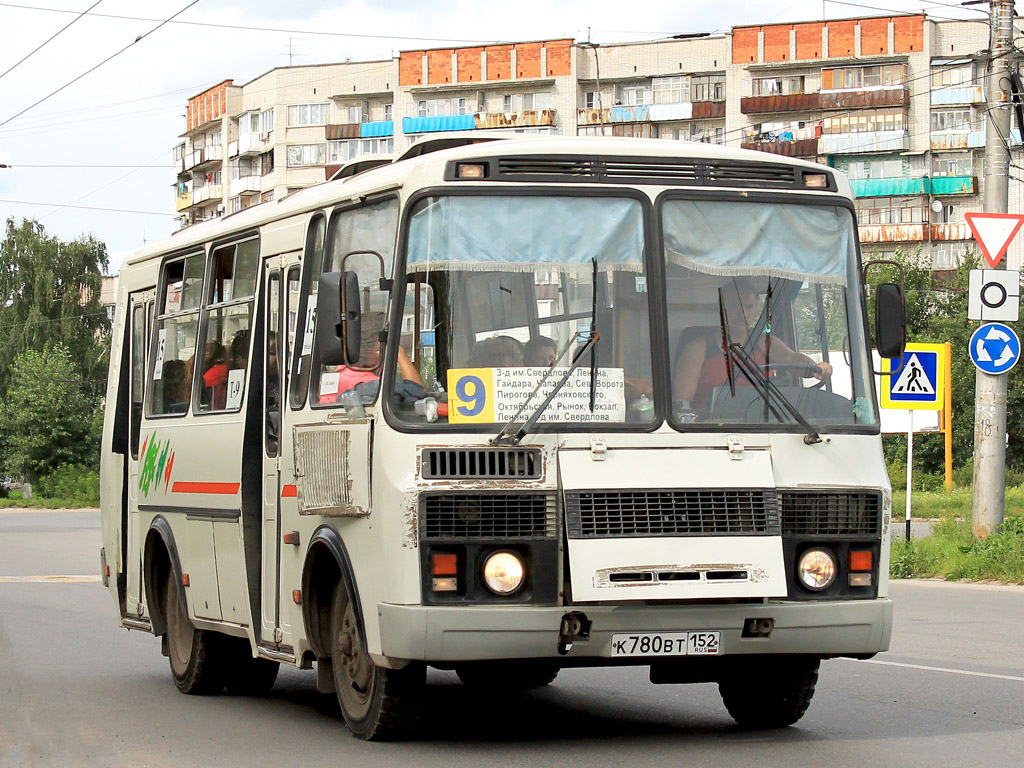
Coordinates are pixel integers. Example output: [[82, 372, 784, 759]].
[[797, 548, 837, 591], [482, 551, 525, 595]]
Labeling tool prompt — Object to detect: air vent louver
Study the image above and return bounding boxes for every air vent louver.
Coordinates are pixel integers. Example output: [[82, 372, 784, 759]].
[[421, 448, 541, 480], [779, 490, 882, 536], [422, 493, 556, 539]]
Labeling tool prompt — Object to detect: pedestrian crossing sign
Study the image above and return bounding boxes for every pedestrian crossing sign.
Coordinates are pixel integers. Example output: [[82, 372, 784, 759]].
[[880, 343, 946, 411]]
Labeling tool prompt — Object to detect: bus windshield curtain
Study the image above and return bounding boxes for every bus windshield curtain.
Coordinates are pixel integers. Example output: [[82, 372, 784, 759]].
[[662, 200, 851, 286], [406, 196, 644, 273]]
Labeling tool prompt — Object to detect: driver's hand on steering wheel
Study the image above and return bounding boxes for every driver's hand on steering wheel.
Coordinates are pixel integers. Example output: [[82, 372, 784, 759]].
[[812, 361, 833, 380]]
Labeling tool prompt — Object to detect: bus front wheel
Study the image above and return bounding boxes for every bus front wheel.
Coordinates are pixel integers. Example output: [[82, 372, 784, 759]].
[[718, 656, 820, 729], [164, 575, 228, 695], [330, 580, 424, 740]]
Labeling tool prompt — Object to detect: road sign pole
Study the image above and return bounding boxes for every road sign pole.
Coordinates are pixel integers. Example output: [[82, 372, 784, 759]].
[[943, 342, 953, 493], [973, 0, 1015, 538], [906, 410, 913, 543]]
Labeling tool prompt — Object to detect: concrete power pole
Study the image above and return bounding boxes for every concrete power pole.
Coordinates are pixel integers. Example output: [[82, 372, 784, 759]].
[[973, 0, 1017, 537]]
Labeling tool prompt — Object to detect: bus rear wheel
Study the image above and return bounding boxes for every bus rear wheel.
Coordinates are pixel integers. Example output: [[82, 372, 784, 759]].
[[456, 660, 559, 689], [330, 581, 424, 740], [164, 575, 228, 695], [718, 656, 820, 729]]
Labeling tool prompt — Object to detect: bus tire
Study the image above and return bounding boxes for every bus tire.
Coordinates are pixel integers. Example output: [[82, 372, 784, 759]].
[[330, 580, 424, 740], [455, 660, 559, 689], [718, 656, 819, 729], [164, 575, 228, 695], [224, 643, 280, 696]]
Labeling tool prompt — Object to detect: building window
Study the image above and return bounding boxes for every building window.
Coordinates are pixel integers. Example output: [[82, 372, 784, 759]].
[[286, 143, 326, 167], [327, 137, 394, 164], [451, 97, 468, 115], [345, 105, 362, 124], [384, 104, 393, 121], [855, 197, 927, 225], [823, 108, 904, 135], [677, 121, 724, 144], [844, 159, 903, 180], [653, 76, 689, 104], [286, 102, 330, 127], [417, 98, 448, 118], [615, 82, 652, 106], [691, 74, 725, 102], [584, 91, 598, 109], [933, 153, 973, 176], [932, 63, 973, 88], [503, 94, 513, 112], [823, 64, 905, 91], [751, 75, 805, 97], [931, 109, 974, 132]]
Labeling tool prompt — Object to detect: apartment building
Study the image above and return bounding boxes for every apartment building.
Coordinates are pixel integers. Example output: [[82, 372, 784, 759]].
[[171, 13, 1022, 269]]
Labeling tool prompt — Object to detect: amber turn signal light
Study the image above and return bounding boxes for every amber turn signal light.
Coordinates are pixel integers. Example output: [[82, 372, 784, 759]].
[[849, 550, 873, 572], [432, 553, 458, 576]]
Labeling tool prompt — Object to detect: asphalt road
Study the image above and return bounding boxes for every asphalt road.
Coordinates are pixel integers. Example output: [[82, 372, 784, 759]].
[[2, 509, 1022, 768]]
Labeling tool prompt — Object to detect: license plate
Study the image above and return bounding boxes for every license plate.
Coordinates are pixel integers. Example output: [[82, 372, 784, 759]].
[[609, 631, 720, 657]]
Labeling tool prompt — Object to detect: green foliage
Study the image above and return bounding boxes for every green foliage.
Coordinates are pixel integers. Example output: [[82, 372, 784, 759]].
[[35, 464, 100, 506], [889, 515, 1024, 583], [868, 247, 1024, 475], [889, 537, 939, 579], [0, 346, 99, 480], [0, 217, 111, 397]]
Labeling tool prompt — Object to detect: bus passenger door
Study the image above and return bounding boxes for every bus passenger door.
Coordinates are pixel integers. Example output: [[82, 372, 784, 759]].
[[261, 264, 286, 645], [126, 291, 152, 615]]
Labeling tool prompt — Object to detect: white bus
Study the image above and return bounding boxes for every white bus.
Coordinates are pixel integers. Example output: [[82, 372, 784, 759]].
[[100, 134, 905, 740]]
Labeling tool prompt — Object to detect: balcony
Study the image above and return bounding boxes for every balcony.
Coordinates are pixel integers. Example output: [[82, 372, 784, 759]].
[[819, 130, 909, 154], [819, 88, 909, 110], [326, 123, 361, 140], [186, 145, 224, 171], [475, 110, 555, 129], [741, 93, 822, 114], [402, 114, 475, 134], [931, 222, 971, 240], [192, 184, 223, 206], [931, 86, 985, 106], [236, 132, 272, 156], [577, 101, 723, 125], [175, 190, 193, 212], [930, 175, 976, 195], [230, 176, 261, 197], [851, 177, 928, 197], [361, 120, 394, 138], [858, 224, 927, 243], [930, 130, 985, 150], [740, 137, 820, 158]]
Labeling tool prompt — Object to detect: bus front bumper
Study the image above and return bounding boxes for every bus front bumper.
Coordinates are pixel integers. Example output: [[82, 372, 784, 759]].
[[375, 598, 892, 663]]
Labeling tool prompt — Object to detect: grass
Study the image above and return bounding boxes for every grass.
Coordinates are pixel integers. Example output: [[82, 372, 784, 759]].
[[0, 489, 98, 510], [890, 516, 1024, 583]]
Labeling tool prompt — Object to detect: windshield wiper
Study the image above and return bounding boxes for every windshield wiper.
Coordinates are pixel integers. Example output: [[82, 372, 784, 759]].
[[492, 259, 601, 446], [718, 287, 822, 445]]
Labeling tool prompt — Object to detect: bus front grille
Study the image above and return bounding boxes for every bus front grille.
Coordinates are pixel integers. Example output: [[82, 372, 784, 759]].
[[421, 493, 557, 539], [420, 447, 542, 479], [779, 490, 882, 536], [564, 489, 779, 538]]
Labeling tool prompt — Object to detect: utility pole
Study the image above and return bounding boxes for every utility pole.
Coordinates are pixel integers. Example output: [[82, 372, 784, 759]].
[[973, 0, 1017, 537]]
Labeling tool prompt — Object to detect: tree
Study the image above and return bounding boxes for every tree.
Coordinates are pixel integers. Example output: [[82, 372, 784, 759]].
[[0, 217, 111, 397], [870, 247, 1024, 478], [0, 346, 99, 483]]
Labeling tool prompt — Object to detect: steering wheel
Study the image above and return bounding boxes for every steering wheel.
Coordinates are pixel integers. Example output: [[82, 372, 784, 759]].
[[758, 362, 827, 390]]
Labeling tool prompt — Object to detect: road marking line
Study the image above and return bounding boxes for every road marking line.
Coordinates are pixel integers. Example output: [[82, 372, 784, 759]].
[[0, 575, 101, 583], [845, 657, 1024, 682]]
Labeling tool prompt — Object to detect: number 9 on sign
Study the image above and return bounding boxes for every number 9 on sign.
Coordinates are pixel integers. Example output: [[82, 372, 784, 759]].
[[447, 369, 494, 423]]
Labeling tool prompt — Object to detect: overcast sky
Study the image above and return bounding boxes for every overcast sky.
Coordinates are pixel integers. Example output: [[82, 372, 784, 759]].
[[0, 0, 988, 273]]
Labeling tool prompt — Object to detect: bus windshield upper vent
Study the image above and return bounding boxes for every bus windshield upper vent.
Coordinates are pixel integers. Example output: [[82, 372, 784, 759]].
[[421, 447, 542, 480], [477, 156, 806, 189]]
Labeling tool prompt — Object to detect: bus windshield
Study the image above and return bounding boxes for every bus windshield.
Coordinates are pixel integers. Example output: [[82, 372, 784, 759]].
[[662, 198, 877, 429], [390, 194, 657, 428]]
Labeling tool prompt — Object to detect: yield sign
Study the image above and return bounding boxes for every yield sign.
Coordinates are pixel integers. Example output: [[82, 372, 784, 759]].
[[964, 212, 1024, 268]]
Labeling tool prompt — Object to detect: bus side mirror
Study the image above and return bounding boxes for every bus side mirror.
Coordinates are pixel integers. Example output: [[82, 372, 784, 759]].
[[316, 271, 362, 367], [874, 282, 905, 360]]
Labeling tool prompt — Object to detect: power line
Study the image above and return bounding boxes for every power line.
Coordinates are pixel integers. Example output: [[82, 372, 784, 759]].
[[0, 0, 203, 128], [0, 2, 509, 45], [0, 198, 173, 216], [0, 0, 102, 83], [41, 149, 173, 221], [4, 164, 177, 168]]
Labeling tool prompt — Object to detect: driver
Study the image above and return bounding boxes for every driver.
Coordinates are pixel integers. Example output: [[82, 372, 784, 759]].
[[673, 279, 832, 418]]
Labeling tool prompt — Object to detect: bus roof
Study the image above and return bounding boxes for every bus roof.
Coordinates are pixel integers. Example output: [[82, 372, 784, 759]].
[[124, 135, 849, 269]]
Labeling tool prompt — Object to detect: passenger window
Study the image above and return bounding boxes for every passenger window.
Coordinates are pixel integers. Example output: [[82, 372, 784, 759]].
[[291, 217, 325, 409], [130, 303, 146, 457], [196, 238, 259, 413], [150, 252, 203, 416]]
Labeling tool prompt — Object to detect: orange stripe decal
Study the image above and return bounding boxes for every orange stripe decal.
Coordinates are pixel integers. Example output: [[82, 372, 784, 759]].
[[281, 484, 297, 498], [171, 482, 240, 495]]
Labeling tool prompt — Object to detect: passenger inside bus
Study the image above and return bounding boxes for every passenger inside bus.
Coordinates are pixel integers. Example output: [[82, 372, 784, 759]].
[[199, 341, 228, 410], [320, 311, 425, 405], [468, 335, 524, 368], [160, 359, 189, 414], [524, 335, 558, 368], [672, 279, 832, 420]]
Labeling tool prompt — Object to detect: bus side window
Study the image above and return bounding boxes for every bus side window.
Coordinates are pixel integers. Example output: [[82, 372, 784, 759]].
[[290, 216, 325, 409], [195, 238, 259, 413], [150, 251, 204, 416], [130, 303, 146, 458], [266, 271, 282, 456]]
